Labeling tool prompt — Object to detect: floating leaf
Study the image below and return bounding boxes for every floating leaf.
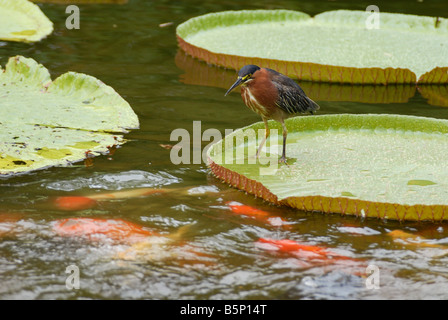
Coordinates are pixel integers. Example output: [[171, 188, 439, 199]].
[[0, 56, 139, 176], [0, 0, 53, 42], [177, 10, 448, 84], [207, 114, 448, 221]]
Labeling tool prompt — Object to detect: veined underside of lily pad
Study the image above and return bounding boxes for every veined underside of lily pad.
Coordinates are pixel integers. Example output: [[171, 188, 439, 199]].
[[0, 56, 139, 176], [207, 114, 448, 221], [175, 50, 418, 104], [0, 0, 53, 42], [177, 10, 448, 84], [176, 50, 448, 107]]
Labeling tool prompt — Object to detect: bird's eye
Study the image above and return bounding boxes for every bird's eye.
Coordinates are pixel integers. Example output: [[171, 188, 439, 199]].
[[242, 74, 251, 81]]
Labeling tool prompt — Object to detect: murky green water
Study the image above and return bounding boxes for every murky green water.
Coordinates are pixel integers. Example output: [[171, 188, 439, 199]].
[[1, 0, 448, 300]]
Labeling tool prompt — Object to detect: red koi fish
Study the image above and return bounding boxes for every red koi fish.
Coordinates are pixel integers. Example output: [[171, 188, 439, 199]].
[[53, 218, 156, 244], [226, 201, 290, 228], [256, 238, 346, 259], [256, 238, 365, 275]]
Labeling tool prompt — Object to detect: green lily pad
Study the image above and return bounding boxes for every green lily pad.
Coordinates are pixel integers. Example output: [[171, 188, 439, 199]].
[[0, 0, 53, 42], [177, 10, 448, 84], [0, 56, 139, 176], [207, 114, 448, 221]]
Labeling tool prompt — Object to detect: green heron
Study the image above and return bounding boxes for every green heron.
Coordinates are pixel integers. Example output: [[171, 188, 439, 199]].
[[225, 65, 320, 163]]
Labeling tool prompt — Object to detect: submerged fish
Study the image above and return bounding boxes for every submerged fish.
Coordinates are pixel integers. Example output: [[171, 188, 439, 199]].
[[388, 229, 448, 249], [54, 196, 97, 211], [53, 188, 167, 211], [117, 238, 216, 267], [256, 238, 365, 274], [226, 201, 290, 227], [87, 188, 167, 200], [0, 213, 23, 237], [53, 218, 157, 244], [53, 217, 215, 266], [256, 238, 346, 259]]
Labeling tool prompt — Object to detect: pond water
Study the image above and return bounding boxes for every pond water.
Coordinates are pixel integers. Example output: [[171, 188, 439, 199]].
[[1, 0, 448, 300]]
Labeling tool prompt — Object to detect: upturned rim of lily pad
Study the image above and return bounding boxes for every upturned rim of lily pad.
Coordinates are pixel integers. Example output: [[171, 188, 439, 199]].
[[207, 113, 448, 222], [177, 9, 448, 84]]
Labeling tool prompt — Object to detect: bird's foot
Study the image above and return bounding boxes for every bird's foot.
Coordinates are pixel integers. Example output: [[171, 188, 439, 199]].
[[279, 156, 288, 165]]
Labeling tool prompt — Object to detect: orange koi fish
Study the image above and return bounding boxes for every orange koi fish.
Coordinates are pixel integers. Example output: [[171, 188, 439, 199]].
[[54, 218, 215, 266], [54, 196, 97, 211], [388, 229, 448, 249], [54, 188, 167, 211], [256, 238, 346, 260], [256, 238, 365, 275], [53, 218, 156, 244], [226, 201, 290, 227], [0, 213, 23, 237]]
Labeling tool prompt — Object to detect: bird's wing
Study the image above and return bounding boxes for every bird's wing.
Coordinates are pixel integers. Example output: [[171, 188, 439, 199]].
[[270, 71, 320, 115]]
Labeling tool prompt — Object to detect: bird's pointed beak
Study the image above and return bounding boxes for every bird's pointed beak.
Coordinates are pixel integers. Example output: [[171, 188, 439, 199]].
[[225, 77, 243, 96]]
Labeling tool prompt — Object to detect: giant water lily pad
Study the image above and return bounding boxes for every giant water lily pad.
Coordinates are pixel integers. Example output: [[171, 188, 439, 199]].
[[207, 114, 448, 221], [0, 56, 139, 176], [0, 0, 53, 42], [177, 10, 448, 84]]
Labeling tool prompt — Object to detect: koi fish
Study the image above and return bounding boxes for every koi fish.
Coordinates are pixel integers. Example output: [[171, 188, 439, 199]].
[[388, 229, 448, 249], [256, 238, 365, 275], [54, 188, 167, 211], [53, 217, 199, 246], [225, 201, 290, 228], [87, 188, 167, 200], [53, 218, 157, 244], [0, 213, 23, 237], [54, 196, 97, 211], [256, 238, 347, 260], [117, 238, 216, 267], [53, 217, 215, 266]]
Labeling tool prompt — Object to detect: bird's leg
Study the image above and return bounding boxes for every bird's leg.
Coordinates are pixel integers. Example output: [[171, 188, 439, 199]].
[[256, 118, 270, 158], [280, 120, 288, 164]]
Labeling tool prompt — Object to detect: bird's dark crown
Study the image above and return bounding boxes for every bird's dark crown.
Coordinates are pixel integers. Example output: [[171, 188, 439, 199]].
[[238, 65, 260, 80]]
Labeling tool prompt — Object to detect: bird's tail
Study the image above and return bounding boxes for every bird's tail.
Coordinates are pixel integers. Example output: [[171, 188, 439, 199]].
[[306, 97, 320, 114]]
